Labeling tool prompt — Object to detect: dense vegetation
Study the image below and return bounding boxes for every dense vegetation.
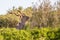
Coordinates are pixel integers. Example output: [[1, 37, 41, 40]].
[[0, 27, 60, 40], [0, 14, 19, 28], [0, 0, 60, 40]]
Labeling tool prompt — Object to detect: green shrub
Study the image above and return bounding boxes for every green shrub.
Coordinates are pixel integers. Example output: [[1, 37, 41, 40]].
[[0, 28, 31, 40], [46, 27, 60, 40], [30, 29, 41, 40], [0, 27, 60, 40]]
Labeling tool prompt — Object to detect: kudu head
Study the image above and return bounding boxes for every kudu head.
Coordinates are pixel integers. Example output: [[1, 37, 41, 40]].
[[15, 10, 29, 29]]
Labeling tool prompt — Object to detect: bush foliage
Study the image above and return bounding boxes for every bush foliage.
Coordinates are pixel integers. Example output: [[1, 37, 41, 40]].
[[0, 27, 60, 40], [0, 14, 19, 28]]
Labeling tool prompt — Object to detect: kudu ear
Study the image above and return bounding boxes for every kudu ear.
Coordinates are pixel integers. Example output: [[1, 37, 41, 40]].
[[26, 16, 29, 20], [23, 15, 29, 20]]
